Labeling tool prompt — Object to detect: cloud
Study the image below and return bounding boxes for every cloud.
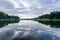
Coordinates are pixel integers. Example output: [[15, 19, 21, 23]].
[[0, 0, 25, 9], [20, 0, 30, 8], [0, 0, 15, 9], [8, 0, 24, 8], [42, 2, 60, 15], [0, 0, 60, 18], [20, 0, 44, 8], [30, 1, 60, 16], [19, 13, 38, 18]]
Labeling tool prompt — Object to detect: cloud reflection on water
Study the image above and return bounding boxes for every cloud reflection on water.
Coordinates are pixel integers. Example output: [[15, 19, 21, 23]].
[[0, 20, 60, 40]]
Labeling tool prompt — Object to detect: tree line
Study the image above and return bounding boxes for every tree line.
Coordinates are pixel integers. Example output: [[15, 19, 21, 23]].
[[0, 11, 20, 21], [37, 11, 60, 19]]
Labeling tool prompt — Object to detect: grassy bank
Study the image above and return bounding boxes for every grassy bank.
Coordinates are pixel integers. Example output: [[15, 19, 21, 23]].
[[34, 19, 60, 21]]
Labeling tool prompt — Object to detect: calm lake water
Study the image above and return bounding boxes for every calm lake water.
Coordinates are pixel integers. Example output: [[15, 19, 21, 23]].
[[0, 20, 60, 40]]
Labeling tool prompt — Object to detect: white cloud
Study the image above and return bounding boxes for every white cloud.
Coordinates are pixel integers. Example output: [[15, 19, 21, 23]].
[[42, 2, 60, 15], [52, 0, 56, 3], [20, 0, 30, 8], [18, 12, 38, 18], [0, 0, 24, 9], [30, 1, 60, 16], [0, 0, 60, 18], [0, 0, 14, 9], [8, 0, 19, 8]]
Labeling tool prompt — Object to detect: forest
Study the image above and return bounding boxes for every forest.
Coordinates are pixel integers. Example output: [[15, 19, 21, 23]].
[[34, 11, 60, 21], [0, 11, 20, 21]]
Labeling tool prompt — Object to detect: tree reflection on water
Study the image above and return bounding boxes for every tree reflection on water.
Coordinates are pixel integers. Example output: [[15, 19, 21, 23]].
[[37, 21, 60, 28], [0, 20, 20, 28]]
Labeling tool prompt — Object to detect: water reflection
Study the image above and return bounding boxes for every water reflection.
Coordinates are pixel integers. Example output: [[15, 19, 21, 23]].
[[0, 20, 19, 28], [0, 20, 60, 40], [37, 21, 60, 28], [19, 32, 60, 40], [0, 20, 20, 40], [0, 30, 15, 40], [13, 20, 60, 40]]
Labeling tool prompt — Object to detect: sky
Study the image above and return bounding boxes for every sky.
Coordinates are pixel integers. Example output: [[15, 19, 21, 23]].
[[0, 0, 60, 18]]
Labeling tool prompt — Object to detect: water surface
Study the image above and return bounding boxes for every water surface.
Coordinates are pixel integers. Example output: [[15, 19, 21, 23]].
[[0, 20, 60, 40]]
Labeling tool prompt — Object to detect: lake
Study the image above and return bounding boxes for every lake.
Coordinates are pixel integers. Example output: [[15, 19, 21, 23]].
[[0, 20, 60, 40]]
